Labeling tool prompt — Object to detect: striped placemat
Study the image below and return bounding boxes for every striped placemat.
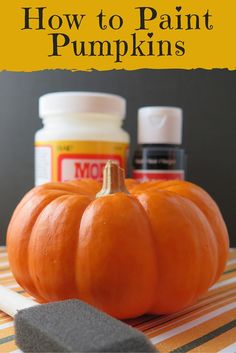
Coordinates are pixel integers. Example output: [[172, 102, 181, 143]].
[[0, 246, 235, 353]]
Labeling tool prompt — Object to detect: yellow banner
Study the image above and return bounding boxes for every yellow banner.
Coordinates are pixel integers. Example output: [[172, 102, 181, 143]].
[[1, 0, 235, 71]]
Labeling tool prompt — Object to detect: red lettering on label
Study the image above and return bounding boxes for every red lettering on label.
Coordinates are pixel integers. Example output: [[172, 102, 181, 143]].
[[58, 154, 123, 182], [74, 162, 108, 179], [74, 162, 90, 178]]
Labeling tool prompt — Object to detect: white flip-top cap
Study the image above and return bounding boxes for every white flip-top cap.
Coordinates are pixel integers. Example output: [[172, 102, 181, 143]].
[[138, 106, 183, 144], [39, 92, 126, 119]]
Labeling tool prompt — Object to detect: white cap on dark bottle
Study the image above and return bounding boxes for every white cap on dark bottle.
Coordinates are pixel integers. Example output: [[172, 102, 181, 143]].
[[138, 107, 183, 145]]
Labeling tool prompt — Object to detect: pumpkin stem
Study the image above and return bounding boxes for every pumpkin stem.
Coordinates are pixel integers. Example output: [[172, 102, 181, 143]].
[[96, 161, 129, 198]]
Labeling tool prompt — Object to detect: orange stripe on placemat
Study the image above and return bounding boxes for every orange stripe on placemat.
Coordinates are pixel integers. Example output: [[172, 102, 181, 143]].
[[210, 277, 236, 291], [187, 326, 236, 353], [0, 268, 10, 273], [0, 254, 7, 260], [227, 257, 236, 266], [159, 322, 236, 353], [229, 249, 236, 259], [3, 284, 21, 291], [153, 307, 236, 352], [0, 278, 18, 285], [223, 261, 236, 274], [0, 273, 12, 280], [0, 338, 18, 353], [0, 326, 15, 341], [0, 263, 9, 271], [0, 322, 14, 331], [218, 342, 236, 353], [0, 315, 13, 324], [0, 252, 8, 260], [0, 316, 16, 353], [146, 296, 236, 339], [0, 312, 9, 319], [214, 261, 236, 281], [159, 321, 236, 353], [135, 290, 236, 333], [128, 282, 236, 330]]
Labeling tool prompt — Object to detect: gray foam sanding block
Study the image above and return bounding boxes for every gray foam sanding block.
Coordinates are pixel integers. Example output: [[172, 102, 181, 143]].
[[0, 285, 157, 352]]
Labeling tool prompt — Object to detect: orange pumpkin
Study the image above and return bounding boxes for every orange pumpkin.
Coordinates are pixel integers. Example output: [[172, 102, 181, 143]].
[[7, 162, 229, 319]]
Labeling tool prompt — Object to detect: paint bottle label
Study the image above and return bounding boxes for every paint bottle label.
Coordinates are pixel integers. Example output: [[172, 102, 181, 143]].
[[35, 140, 128, 186], [132, 146, 185, 182]]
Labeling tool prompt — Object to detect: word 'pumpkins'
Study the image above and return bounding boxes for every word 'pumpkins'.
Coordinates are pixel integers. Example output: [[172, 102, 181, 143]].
[[7, 162, 229, 319]]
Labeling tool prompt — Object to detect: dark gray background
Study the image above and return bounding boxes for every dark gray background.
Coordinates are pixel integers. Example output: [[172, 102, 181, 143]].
[[0, 70, 235, 245]]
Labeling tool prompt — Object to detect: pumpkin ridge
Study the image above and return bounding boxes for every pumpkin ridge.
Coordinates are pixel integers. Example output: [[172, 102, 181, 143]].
[[77, 192, 158, 319], [159, 186, 219, 290], [28, 193, 91, 302], [170, 194, 218, 302], [8, 190, 83, 300], [136, 190, 218, 314], [154, 181, 229, 282], [138, 186, 220, 280]]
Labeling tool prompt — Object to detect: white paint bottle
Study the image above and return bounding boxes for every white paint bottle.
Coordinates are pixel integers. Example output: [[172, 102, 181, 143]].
[[35, 92, 129, 186]]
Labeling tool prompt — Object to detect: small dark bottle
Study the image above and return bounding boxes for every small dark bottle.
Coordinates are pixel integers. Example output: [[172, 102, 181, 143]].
[[133, 107, 186, 181]]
